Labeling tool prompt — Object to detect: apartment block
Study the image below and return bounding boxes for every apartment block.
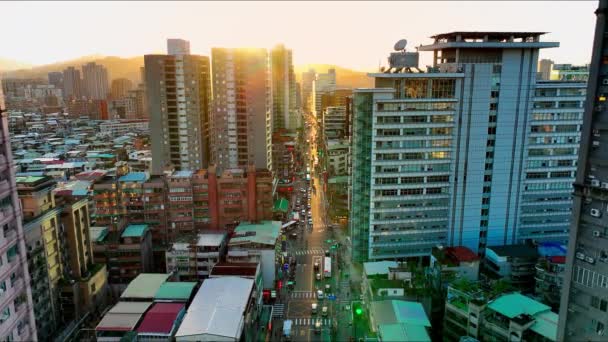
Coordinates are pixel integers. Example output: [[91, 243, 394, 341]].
[[145, 54, 211, 174], [271, 44, 298, 132], [312, 69, 336, 118], [211, 48, 273, 171], [165, 232, 227, 281], [559, 1, 608, 339], [82, 62, 109, 100], [17, 176, 62, 340]]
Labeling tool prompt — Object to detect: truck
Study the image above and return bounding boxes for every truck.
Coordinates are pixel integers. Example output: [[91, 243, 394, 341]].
[[283, 319, 293, 341], [324, 257, 331, 278]]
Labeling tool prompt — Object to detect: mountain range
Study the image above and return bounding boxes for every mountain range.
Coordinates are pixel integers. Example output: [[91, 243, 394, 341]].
[[1, 56, 373, 89]]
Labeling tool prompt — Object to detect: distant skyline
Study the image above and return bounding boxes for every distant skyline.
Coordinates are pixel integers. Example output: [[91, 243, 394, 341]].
[[1, 1, 597, 71]]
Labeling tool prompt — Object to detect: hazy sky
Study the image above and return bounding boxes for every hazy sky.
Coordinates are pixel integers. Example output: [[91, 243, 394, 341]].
[[1, 1, 597, 71]]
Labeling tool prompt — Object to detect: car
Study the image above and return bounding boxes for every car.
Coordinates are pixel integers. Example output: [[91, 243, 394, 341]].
[[316, 273, 321, 281], [290, 233, 297, 239], [325, 284, 330, 292], [317, 290, 324, 299], [312, 303, 318, 314], [325, 250, 330, 257], [322, 306, 328, 316], [314, 320, 321, 333]]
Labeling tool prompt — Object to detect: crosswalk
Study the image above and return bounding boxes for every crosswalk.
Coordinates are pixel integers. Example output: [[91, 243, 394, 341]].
[[339, 280, 351, 305], [290, 318, 331, 326], [290, 291, 317, 299], [294, 249, 325, 255], [272, 304, 285, 318]]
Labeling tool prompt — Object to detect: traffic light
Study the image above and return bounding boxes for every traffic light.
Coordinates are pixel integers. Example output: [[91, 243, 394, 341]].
[[278, 280, 283, 290], [353, 302, 363, 316]]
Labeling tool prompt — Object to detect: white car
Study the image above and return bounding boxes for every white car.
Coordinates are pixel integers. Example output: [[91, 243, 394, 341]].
[[317, 290, 324, 299], [322, 306, 328, 316], [316, 273, 321, 280]]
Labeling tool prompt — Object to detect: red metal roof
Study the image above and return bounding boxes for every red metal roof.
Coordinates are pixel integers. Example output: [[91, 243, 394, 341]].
[[446, 246, 479, 263], [548, 256, 566, 264], [136, 303, 184, 334]]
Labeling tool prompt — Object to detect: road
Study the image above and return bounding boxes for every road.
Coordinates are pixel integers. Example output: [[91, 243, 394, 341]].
[[273, 112, 357, 342]]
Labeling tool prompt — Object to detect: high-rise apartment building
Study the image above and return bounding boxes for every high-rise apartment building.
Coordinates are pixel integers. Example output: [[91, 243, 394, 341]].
[[110, 78, 134, 99], [63, 66, 82, 100], [167, 38, 191, 56], [551, 63, 590, 82], [301, 68, 316, 113], [0, 78, 37, 341], [47, 72, 63, 90], [350, 32, 559, 262], [211, 48, 273, 171], [271, 44, 297, 131], [82, 62, 109, 100], [312, 69, 336, 118], [538, 58, 554, 80], [559, 1, 608, 340], [145, 54, 212, 174]]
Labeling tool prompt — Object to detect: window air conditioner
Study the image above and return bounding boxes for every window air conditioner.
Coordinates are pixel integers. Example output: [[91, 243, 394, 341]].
[[594, 230, 602, 238], [591, 208, 601, 217]]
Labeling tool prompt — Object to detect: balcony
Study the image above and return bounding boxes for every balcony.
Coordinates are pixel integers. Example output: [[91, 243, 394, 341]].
[[0, 181, 9, 202], [0, 230, 17, 257], [0, 278, 23, 313], [0, 303, 27, 338]]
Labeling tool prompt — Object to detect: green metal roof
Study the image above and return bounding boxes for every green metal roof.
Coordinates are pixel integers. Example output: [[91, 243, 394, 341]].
[[120, 273, 170, 299], [487, 293, 550, 319], [121, 224, 149, 238], [392, 301, 431, 327], [15, 176, 45, 184], [154, 282, 197, 301], [379, 323, 431, 342], [530, 310, 558, 341], [90, 227, 109, 242], [230, 221, 282, 246], [273, 198, 289, 213]]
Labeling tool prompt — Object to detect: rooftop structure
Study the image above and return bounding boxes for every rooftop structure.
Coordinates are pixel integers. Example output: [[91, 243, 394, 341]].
[[175, 277, 255, 341], [96, 301, 152, 333], [154, 282, 198, 302], [120, 273, 170, 300], [370, 300, 431, 342], [136, 302, 186, 338]]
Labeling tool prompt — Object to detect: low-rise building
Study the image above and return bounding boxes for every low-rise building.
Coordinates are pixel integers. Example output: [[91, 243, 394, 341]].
[[136, 302, 186, 341], [481, 245, 539, 293], [175, 277, 256, 341], [165, 232, 227, 280], [370, 300, 431, 342], [431, 246, 480, 282], [95, 301, 152, 342], [227, 221, 282, 290], [120, 273, 170, 302]]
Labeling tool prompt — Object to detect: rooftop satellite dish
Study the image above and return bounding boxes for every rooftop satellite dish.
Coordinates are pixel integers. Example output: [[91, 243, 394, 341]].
[[394, 39, 408, 51]]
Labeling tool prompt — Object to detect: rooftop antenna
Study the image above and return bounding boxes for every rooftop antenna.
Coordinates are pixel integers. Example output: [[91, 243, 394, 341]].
[[394, 39, 408, 52]]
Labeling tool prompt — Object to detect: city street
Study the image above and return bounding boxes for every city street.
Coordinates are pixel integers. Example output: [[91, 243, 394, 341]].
[[275, 113, 352, 342]]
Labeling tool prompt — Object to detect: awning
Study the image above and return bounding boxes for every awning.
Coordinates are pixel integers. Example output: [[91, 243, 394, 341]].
[[274, 198, 289, 213]]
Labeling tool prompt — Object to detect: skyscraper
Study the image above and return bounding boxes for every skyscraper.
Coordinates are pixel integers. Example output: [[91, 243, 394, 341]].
[[538, 58, 554, 80], [167, 38, 191, 56], [110, 78, 133, 99], [312, 68, 336, 117], [271, 44, 297, 131], [558, 1, 608, 339], [47, 72, 63, 90], [82, 62, 109, 100], [210, 48, 272, 171], [145, 54, 212, 174], [0, 77, 38, 341], [301, 68, 316, 113], [350, 32, 559, 262], [62, 66, 82, 100]]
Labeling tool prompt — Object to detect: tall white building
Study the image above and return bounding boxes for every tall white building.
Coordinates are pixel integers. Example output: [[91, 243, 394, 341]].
[[0, 77, 38, 341], [167, 38, 191, 56], [210, 48, 273, 171], [351, 32, 561, 262], [270, 44, 298, 131], [312, 68, 336, 118], [82, 62, 109, 100]]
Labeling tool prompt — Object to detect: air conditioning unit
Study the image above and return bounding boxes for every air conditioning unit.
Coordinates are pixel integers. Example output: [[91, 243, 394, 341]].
[[594, 230, 602, 237], [576, 252, 586, 260], [594, 141, 601, 148], [592, 179, 601, 187], [594, 129, 601, 137], [591, 208, 602, 217], [603, 79, 608, 85], [586, 256, 596, 264], [602, 183, 608, 189]]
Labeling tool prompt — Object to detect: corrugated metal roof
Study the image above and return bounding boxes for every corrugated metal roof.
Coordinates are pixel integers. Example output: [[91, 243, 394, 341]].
[[119, 172, 149, 183], [487, 293, 550, 319], [122, 224, 149, 238], [196, 233, 226, 247], [90, 226, 108, 242], [136, 303, 185, 335], [154, 282, 197, 301], [175, 277, 254, 339], [120, 274, 170, 299], [96, 302, 152, 332], [229, 221, 281, 246], [529, 310, 558, 341]]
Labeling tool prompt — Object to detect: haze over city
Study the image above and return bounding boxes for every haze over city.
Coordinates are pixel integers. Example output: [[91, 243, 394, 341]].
[[0, 1, 597, 70], [0, 1, 607, 342]]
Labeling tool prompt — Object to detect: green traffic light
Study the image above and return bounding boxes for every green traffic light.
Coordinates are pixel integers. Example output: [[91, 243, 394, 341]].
[[355, 307, 363, 315]]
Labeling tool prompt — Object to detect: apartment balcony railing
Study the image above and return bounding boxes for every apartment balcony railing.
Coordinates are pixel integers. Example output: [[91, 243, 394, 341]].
[[0, 229, 17, 257], [0, 303, 28, 338], [0, 278, 23, 314], [0, 181, 9, 202]]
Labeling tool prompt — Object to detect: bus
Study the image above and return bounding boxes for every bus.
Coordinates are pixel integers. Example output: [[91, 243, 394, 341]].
[[323, 257, 331, 278]]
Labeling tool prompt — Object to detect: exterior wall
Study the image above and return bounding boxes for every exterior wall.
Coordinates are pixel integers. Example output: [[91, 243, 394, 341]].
[[145, 55, 211, 174], [82, 62, 109, 100], [559, 1, 608, 340], [211, 48, 272, 171]]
